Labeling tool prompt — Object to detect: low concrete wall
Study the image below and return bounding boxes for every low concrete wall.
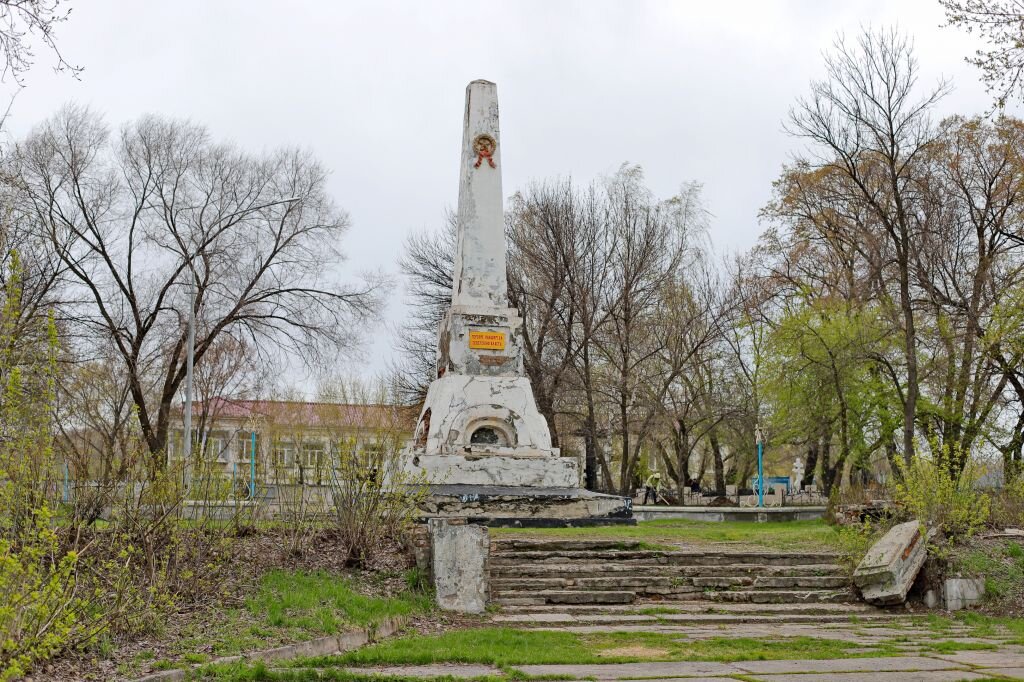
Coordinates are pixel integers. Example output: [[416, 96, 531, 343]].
[[632, 506, 827, 523]]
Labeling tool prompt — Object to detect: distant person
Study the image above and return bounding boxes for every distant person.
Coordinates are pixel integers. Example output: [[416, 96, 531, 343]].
[[643, 472, 662, 505], [690, 479, 701, 494]]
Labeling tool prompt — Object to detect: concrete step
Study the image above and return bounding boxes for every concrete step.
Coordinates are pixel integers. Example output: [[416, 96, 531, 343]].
[[493, 612, 899, 626], [492, 589, 637, 605], [492, 586, 701, 601], [490, 562, 848, 579], [492, 587, 856, 606], [491, 575, 850, 592], [492, 539, 649, 552], [489, 550, 842, 566], [701, 588, 856, 604], [498, 600, 886, 616]]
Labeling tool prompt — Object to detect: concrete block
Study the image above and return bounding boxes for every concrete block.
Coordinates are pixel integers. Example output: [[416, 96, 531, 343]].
[[420, 484, 630, 520], [430, 518, 489, 613], [944, 577, 985, 611], [854, 520, 928, 605]]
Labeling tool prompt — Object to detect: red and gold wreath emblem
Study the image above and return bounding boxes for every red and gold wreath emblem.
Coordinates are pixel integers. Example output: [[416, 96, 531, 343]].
[[473, 134, 497, 169]]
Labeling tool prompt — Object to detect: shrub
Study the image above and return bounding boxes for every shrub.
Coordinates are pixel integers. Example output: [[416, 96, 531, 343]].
[[0, 509, 78, 681], [990, 476, 1024, 529], [0, 255, 108, 678], [832, 521, 883, 566], [327, 430, 428, 567], [0, 252, 244, 675], [892, 450, 990, 542]]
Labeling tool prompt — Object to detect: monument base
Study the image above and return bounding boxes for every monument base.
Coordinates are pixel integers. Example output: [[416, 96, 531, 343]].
[[418, 484, 633, 526], [408, 451, 578, 488]]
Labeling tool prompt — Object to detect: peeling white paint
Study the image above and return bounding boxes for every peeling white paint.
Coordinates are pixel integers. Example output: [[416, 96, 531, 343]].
[[452, 80, 506, 310], [405, 80, 575, 489]]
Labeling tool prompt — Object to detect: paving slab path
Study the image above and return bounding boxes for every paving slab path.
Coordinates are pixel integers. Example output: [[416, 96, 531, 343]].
[[332, 618, 1024, 681], [342, 654, 1024, 680]]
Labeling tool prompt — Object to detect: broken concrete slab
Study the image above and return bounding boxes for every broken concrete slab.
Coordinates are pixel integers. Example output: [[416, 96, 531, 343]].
[[931, 649, 1024, 668], [518, 662, 737, 678], [430, 519, 489, 613], [751, 672, 985, 682], [734, 655, 959, 674], [854, 520, 929, 605], [343, 665, 499, 678]]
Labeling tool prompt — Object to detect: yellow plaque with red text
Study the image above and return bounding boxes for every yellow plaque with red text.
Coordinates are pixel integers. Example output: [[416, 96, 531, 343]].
[[469, 330, 506, 351]]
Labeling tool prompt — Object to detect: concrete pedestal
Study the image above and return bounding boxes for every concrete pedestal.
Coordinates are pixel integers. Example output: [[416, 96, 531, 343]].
[[429, 518, 489, 614]]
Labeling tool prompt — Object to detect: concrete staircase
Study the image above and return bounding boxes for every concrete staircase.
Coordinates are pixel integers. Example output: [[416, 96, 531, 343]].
[[489, 538, 878, 621]]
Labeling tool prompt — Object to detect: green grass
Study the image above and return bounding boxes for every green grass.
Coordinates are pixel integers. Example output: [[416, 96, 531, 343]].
[[292, 627, 902, 667], [950, 541, 1024, 603], [636, 605, 683, 615], [167, 569, 431, 661], [251, 570, 431, 631], [914, 612, 1024, 644], [958, 612, 1024, 644], [921, 640, 998, 653], [491, 519, 845, 552], [193, 662, 513, 681]]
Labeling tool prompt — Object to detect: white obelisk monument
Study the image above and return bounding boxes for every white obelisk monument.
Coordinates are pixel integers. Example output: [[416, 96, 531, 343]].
[[406, 80, 578, 489]]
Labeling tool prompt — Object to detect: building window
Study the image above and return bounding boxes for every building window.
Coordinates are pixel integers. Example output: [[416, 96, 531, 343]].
[[300, 442, 324, 468], [272, 442, 294, 468], [238, 434, 257, 463], [206, 437, 228, 463]]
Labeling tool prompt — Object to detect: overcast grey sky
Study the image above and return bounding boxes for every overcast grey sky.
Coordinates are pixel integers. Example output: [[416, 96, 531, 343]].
[[6, 1, 1011, 387]]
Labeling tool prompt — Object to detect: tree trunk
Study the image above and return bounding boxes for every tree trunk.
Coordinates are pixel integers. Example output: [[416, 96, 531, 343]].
[[618, 384, 630, 495], [534, 387, 560, 449], [802, 439, 818, 488], [820, 428, 836, 495], [898, 241, 919, 467], [582, 346, 598, 490], [674, 419, 691, 500], [710, 430, 726, 496]]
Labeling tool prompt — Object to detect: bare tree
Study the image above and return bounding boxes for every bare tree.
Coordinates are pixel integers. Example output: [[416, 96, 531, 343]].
[[787, 28, 950, 465], [651, 267, 731, 498], [392, 216, 455, 405], [7, 105, 383, 469], [941, 0, 1024, 107], [192, 333, 269, 449], [0, 0, 80, 85], [917, 115, 1024, 472], [591, 168, 705, 494], [54, 351, 141, 522], [507, 179, 591, 449], [559, 181, 618, 490]]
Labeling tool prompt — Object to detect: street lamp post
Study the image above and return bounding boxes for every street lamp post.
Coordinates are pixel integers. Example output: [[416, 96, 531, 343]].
[[755, 424, 765, 509], [183, 276, 196, 465], [244, 415, 261, 500], [180, 196, 300, 475]]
